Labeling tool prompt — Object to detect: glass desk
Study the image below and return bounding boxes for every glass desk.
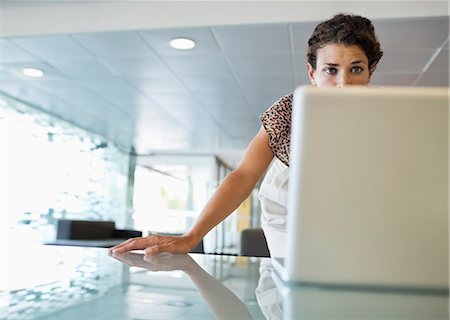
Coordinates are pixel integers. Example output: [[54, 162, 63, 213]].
[[1, 245, 448, 319]]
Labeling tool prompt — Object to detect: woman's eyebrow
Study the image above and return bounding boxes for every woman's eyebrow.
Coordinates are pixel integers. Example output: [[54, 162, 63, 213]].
[[351, 60, 367, 65]]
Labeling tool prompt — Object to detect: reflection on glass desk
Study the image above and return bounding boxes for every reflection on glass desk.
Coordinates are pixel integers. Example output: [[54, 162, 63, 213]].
[[1, 245, 448, 320]]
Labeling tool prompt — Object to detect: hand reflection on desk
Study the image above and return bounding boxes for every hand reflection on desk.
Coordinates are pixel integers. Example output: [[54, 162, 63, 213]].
[[110, 252, 253, 320], [110, 251, 195, 272]]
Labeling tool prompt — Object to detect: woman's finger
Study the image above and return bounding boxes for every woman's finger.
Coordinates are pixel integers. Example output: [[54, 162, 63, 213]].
[[111, 237, 152, 253]]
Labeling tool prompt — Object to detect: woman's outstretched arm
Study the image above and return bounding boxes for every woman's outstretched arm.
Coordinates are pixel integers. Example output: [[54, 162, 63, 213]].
[[110, 126, 274, 255]]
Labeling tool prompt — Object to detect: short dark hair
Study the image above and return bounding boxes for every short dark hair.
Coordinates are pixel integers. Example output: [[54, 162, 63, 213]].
[[307, 13, 383, 71]]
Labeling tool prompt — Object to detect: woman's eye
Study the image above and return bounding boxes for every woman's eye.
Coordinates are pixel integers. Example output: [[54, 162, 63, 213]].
[[325, 68, 337, 75], [352, 66, 363, 74]]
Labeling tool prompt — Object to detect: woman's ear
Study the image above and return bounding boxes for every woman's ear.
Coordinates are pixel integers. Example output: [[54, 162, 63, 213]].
[[307, 63, 316, 86], [369, 64, 377, 79]]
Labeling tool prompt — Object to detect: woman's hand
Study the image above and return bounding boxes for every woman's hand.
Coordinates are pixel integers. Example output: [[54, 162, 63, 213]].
[[109, 234, 197, 255]]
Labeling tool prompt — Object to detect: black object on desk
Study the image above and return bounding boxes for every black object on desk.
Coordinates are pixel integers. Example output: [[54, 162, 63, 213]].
[[46, 219, 142, 248], [240, 228, 270, 257]]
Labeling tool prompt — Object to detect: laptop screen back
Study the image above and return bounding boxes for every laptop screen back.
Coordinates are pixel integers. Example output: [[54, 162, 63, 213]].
[[284, 86, 448, 289]]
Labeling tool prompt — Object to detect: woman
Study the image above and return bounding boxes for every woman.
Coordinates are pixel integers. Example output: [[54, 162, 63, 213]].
[[111, 13, 383, 257]]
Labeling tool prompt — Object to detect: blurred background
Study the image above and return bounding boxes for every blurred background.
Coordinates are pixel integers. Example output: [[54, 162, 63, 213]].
[[1, 1, 449, 254]]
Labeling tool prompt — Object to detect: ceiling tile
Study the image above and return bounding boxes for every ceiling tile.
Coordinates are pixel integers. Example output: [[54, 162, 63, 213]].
[[1, 40, 39, 63], [148, 92, 200, 107], [237, 75, 295, 95], [2, 61, 68, 80], [102, 56, 171, 77], [182, 75, 242, 94], [246, 91, 289, 115], [227, 53, 293, 76], [72, 31, 154, 58], [102, 91, 152, 114], [427, 49, 449, 73], [1, 80, 72, 115], [75, 77, 142, 94], [221, 120, 260, 140], [293, 54, 310, 74], [375, 50, 435, 73], [126, 75, 188, 94], [139, 27, 220, 56], [135, 118, 188, 138], [24, 78, 91, 97], [48, 58, 117, 79], [0, 69, 16, 80], [74, 77, 156, 111], [294, 73, 311, 87], [157, 102, 208, 121], [193, 91, 248, 110], [370, 73, 419, 86], [212, 24, 290, 54], [207, 105, 255, 122], [290, 22, 318, 54], [417, 72, 449, 87], [374, 16, 449, 50], [12, 35, 92, 61], [163, 54, 231, 76]]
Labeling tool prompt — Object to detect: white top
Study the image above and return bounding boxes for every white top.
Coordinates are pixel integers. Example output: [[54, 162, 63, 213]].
[[258, 158, 289, 258]]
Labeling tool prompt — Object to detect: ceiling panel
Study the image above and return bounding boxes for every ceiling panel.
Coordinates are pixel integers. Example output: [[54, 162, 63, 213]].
[[212, 24, 291, 54], [1, 40, 39, 63], [246, 91, 291, 115], [374, 16, 449, 50], [237, 75, 295, 95], [26, 78, 96, 97], [227, 53, 294, 76], [290, 22, 318, 54], [293, 54, 310, 75], [208, 106, 256, 124], [370, 73, 419, 86], [12, 35, 92, 60], [192, 90, 247, 109], [126, 75, 188, 94], [71, 31, 154, 58], [417, 72, 449, 87], [0, 70, 16, 80], [2, 61, 68, 80], [427, 48, 449, 73], [139, 27, 221, 56], [102, 56, 172, 77], [375, 49, 435, 73], [182, 74, 242, 94], [2, 80, 73, 115], [48, 58, 117, 79], [160, 102, 209, 121], [163, 54, 231, 76], [149, 92, 200, 107]]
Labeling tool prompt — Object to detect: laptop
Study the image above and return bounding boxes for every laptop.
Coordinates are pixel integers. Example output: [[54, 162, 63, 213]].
[[273, 86, 449, 290]]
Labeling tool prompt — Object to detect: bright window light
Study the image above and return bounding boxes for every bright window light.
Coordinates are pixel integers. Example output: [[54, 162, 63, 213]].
[[170, 38, 196, 50], [23, 68, 44, 78]]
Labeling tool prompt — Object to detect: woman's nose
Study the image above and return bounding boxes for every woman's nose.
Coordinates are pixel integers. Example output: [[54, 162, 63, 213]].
[[336, 71, 352, 87]]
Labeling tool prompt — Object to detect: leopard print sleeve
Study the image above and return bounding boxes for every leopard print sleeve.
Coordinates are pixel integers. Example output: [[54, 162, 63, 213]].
[[260, 93, 293, 167]]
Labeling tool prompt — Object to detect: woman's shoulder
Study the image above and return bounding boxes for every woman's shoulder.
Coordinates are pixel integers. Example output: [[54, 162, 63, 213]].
[[260, 92, 294, 167], [260, 92, 294, 120]]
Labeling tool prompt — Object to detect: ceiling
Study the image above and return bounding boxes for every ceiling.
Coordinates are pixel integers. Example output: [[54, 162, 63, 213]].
[[1, 2, 449, 166]]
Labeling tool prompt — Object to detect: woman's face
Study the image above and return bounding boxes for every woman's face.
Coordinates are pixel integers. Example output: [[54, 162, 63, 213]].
[[307, 43, 373, 87]]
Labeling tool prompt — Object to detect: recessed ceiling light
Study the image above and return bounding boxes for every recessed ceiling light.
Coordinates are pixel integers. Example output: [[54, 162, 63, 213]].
[[23, 68, 44, 78], [170, 38, 196, 50]]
